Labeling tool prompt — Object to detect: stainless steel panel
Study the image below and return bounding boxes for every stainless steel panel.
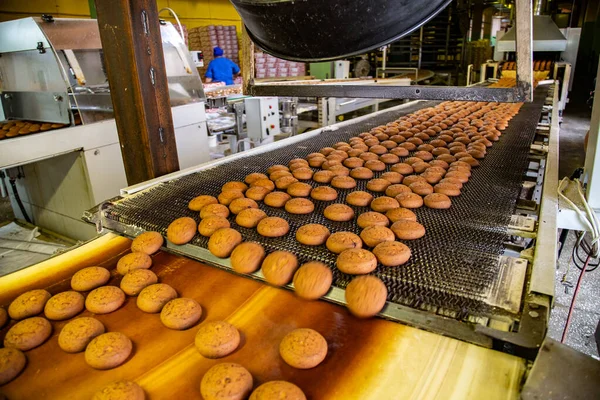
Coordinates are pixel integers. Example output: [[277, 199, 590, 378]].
[[0, 17, 49, 53], [1, 91, 70, 124], [0, 50, 68, 93], [37, 18, 102, 50], [497, 16, 567, 52]]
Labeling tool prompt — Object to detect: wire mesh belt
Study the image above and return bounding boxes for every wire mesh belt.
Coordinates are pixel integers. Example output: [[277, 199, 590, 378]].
[[102, 88, 547, 320]]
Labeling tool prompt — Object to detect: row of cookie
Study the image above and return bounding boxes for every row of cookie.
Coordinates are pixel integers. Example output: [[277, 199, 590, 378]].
[[0, 120, 65, 139]]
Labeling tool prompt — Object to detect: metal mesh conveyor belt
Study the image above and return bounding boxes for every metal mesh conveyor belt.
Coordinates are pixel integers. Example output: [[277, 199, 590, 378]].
[[100, 88, 548, 320]]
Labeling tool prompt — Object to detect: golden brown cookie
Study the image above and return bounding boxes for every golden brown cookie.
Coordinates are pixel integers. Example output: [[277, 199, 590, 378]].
[[424, 193, 452, 209], [312, 170, 334, 183], [287, 182, 312, 197], [285, 198, 315, 214], [395, 192, 424, 208], [402, 175, 426, 186], [230, 242, 266, 274], [131, 231, 164, 255], [200, 363, 253, 400], [296, 224, 330, 246], [117, 252, 152, 275], [58, 317, 105, 353], [71, 266, 111, 292], [275, 176, 299, 190], [137, 283, 177, 313], [293, 262, 333, 300], [8, 289, 51, 320], [349, 167, 374, 180], [380, 171, 403, 184], [249, 381, 306, 400], [85, 332, 132, 370], [359, 226, 395, 248], [0, 347, 26, 385], [386, 207, 417, 223], [4, 317, 52, 351], [373, 241, 411, 267], [331, 176, 357, 189], [245, 172, 269, 185], [261, 251, 299, 286], [218, 190, 245, 206], [245, 186, 271, 201], [188, 195, 218, 211], [251, 178, 276, 192], [279, 328, 327, 369], [92, 381, 145, 400], [390, 220, 426, 240], [326, 231, 362, 254], [366, 179, 390, 193], [198, 216, 231, 237], [200, 204, 230, 219], [208, 228, 243, 258], [310, 186, 338, 201], [45, 291, 85, 320], [85, 286, 126, 315], [324, 203, 354, 221], [346, 191, 373, 207], [120, 269, 158, 296], [385, 184, 411, 197], [292, 168, 313, 181], [222, 181, 248, 193], [257, 217, 290, 237], [343, 157, 364, 168], [160, 298, 202, 330], [370, 196, 400, 212], [166, 217, 197, 245], [235, 208, 268, 228], [267, 164, 289, 174], [195, 321, 241, 358], [345, 275, 388, 318], [356, 212, 389, 228], [264, 191, 291, 208], [229, 198, 259, 215], [337, 247, 378, 274], [434, 182, 461, 197], [409, 181, 434, 196], [391, 163, 413, 175]]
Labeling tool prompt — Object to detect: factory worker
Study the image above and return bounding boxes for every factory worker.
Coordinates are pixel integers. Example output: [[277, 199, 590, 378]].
[[204, 46, 240, 85]]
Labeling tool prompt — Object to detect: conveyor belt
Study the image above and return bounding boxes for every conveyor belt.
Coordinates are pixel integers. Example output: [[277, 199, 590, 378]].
[[96, 87, 548, 321]]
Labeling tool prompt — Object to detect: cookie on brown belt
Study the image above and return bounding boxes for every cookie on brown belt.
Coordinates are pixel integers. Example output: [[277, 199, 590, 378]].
[[331, 176, 357, 189], [71, 266, 111, 292], [287, 182, 312, 197], [222, 181, 248, 193], [373, 241, 412, 267], [85, 332, 132, 370], [261, 251, 299, 286], [279, 328, 327, 369], [325, 231, 362, 254], [229, 198, 259, 215], [8, 289, 51, 320], [349, 167, 374, 180], [92, 381, 145, 400], [198, 216, 231, 237], [356, 212, 389, 228], [324, 203, 354, 221], [336, 249, 378, 274], [245, 186, 270, 201], [313, 170, 335, 183], [293, 262, 332, 300], [285, 198, 315, 214], [188, 195, 218, 211], [218, 190, 245, 206], [245, 172, 269, 185], [366, 178, 391, 193], [390, 220, 426, 240], [0, 347, 26, 385], [195, 321, 241, 358], [166, 217, 197, 245], [370, 196, 400, 213], [117, 252, 152, 275], [200, 204, 230, 219], [131, 231, 164, 255], [264, 191, 291, 208], [359, 226, 395, 248], [58, 317, 105, 353], [85, 286, 126, 315], [296, 224, 330, 246], [386, 207, 417, 223], [345, 191, 373, 207], [230, 242, 265, 274], [120, 269, 158, 296], [235, 208, 268, 228], [249, 381, 306, 400], [4, 317, 52, 351], [345, 275, 388, 318], [45, 291, 85, 320], [137, 283, 177, 313], [380, 171, 403, 184], [257, 217, 290, 237], [208, 228, 243, 258], [310, 186, 338, 202], [160, 298, 202, 330], [424, 193, 452, 209], [200, 363, 253, 400], [394, 192, 424, 209]]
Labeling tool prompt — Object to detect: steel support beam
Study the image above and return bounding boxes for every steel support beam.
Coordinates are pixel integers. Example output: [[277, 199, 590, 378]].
[[516, 0, 534, 102], [95, 0, 179, 185]]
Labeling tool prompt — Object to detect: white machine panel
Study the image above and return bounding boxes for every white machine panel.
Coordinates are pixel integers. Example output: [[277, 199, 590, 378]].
[[244, 97, 280, 142], [335, 60, 350, 79]]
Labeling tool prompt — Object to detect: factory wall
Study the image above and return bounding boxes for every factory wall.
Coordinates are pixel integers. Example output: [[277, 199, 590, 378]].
[[0, 0, 243, 32]]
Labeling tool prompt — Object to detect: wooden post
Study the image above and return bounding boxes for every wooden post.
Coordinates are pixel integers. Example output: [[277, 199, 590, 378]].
[[94, 0, 179, 185]]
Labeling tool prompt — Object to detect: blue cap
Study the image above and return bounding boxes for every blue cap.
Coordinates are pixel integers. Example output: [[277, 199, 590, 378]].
[[214, 46, 224, 57]]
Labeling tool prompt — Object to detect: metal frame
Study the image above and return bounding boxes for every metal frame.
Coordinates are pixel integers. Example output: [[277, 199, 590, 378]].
[[244, 0, 533, 103]]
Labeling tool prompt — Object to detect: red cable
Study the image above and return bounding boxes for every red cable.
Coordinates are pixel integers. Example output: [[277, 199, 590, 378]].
[[561, 253, 592, 343]]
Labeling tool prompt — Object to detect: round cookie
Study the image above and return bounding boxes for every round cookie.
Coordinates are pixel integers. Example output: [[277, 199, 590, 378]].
[[370, 196, 400, 213], [166, 217, 197, 245], [434, 182, 461, 197], [229, 198, 259, 215], [386, 207, 417, 223], [409, 181, 434, 196], [336, 249, 378, 274], [160, 298, 202, 330], [313, 170, 334, 183], [92, 381, 145, 400], [201, 204, 230, 219], [71, 266, 111, 292], [45, 291, 85, 320], [58, 317, 106, 353], [349, 167, 374, 180], [331, 176, 357, 189], [324, 203, 354, 221], [120, 269, 158, 296], [251, 178, 275, 192], [8, 289, 51, 320], [385, 184, 411, 197], [85, 286, 126, 315], [380, 171, 403, 184], [391, 163, 413, 174], [356, 212, 389, 228], [245, 186, 270, 201], [366, 178, 390, 192], [390, 220, 426, 240], [346, 191, 373, 207], [85, 332, 132, 370], [222, 181, 248, 193], [264, 191, 291, 208], [245, 172, 269, 185], [208, 228, 243, 258], [373, 241, 412, 267], [117, 252, 152, 275], [250, 381, 306, 400], [137, 283, 177, 313], [267, 164, 289, 174], [198, 216, 231, 237], [218, 190, 245, 206], [279, 328, 327, 369], [296, 224, 330, 246], [275, 176, 299, 190], [195, 321, 241, 358], [326, 231, 362, 254], [424, 193, 452, 209], [293, 262, 333, 300], [395, 192, 424, 208], [188, 195, 218, 211], [0, 348, 26, 385], [310, 186, 338, 201], [200, 363, 253, 400], [285, 198, 315, 215], [261, 251, 299, 286], [131, 231, 164, 255], [257, 217, 290, 237], [230, 242, 266, 274], [345, 275, 388, 318], [287, 182, 312, 197], [235, 208, 267, 228], [4, 317, 52, 351], [292, 168, 313, 181], [360, 226, 395, 248]]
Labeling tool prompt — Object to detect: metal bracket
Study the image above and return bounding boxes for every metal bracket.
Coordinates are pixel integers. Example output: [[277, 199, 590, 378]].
[[36, 41, 46, 54]]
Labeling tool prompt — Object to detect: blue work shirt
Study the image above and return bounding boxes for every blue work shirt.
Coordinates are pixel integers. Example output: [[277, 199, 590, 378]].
[[205, 57, 240, 85]]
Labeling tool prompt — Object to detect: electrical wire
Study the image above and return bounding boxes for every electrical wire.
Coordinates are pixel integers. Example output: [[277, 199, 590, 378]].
[[158, 7, 185, 43], [561, 253, 592, 343]]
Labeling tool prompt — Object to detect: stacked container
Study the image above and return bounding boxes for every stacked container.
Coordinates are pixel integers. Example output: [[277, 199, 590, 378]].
[[188, 25, 240, 80], [254, 52, 306, 79]]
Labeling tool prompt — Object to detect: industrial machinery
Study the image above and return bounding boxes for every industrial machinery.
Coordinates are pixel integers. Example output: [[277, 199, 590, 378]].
[[0, 17, 210, 240]]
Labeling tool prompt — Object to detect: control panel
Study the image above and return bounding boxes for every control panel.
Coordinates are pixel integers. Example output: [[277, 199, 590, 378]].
[[244, 97, 280, 141]]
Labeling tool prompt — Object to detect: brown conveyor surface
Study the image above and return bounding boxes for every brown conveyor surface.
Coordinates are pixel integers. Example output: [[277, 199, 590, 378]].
[[0, 234, 525, 399]]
